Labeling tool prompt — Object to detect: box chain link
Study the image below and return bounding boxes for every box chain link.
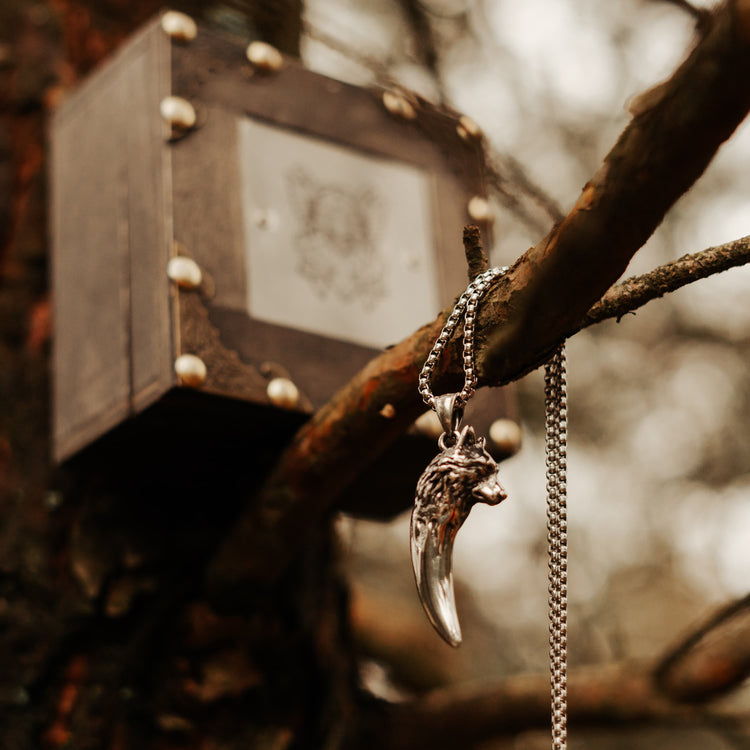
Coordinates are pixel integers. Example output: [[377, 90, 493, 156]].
[[545, 346, 568, 750], [418, 265, 509, 411]]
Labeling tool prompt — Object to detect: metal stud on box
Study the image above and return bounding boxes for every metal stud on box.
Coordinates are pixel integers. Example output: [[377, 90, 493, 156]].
[[266, 377, 300, 409], [167, 256, 202, 289], [489, 418, 522, 456], [467, 196, 492, 223], [160, 96, 196, 132], [246, 41, 283, 72], [160, 11, 197, 42], [382, 90, 417, 120], [174, 354, 207, 387], [457, 114, 482, 141]]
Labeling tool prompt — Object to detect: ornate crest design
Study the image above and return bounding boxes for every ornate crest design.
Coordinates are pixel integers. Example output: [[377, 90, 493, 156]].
[[286, 166, 386, 309]]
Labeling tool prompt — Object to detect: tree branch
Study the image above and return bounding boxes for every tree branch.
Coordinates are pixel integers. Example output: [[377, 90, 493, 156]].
[[479, 1, 750, 383], [357, 594, 750, 749], [396, 0, 442, 96], [583, 234, 750, 328], [365, 667, 695, 750], [655, 593, 750, 702], [205, 0, 750, 592]]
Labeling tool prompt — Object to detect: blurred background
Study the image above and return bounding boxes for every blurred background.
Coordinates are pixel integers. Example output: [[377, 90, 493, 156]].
[[2, 0, 749, 746], [291, 0, 750, 745]]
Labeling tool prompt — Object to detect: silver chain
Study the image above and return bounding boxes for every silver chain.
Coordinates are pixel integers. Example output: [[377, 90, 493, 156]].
[[418, 267, 569, 749], [545, 346, 568, 750], [418, 266, 508, 409]]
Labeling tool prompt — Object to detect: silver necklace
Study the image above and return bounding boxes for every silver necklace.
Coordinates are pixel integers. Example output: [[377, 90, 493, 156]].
[[412, 266, 568, 749]]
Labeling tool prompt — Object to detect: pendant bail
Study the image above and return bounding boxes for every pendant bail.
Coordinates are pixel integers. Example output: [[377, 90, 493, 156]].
[[434, 393, 464, 436]]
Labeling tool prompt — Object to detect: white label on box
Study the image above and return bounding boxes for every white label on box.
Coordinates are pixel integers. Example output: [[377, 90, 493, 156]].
[[238, 116, 440, 349]]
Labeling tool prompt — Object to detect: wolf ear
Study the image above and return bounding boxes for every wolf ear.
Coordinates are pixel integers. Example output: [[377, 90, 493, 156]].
[[455, 425, 476, 448]]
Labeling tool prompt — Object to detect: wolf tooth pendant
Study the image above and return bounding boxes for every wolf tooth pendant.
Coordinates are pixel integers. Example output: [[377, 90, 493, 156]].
[[413, 266, 509, 646], [412, 419, 506, 646]]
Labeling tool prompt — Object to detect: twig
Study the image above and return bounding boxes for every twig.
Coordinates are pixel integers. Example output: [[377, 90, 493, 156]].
[[301, 20, 396, 85], [486, 150, 566, 231], [463, 224, 490, 281], [484, 160, 555, 238], [583, 235, 750, 328], [205, 0, 750, 591], [396, 0, 442, 95], [504, 154, 565, 223]]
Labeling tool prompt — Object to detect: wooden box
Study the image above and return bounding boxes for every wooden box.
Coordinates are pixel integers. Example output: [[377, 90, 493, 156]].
[[50, 12, 515, 511]]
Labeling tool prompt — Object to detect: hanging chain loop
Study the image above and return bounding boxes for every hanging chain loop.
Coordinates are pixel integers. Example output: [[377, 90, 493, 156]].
[[418, 266, 508, 412]]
